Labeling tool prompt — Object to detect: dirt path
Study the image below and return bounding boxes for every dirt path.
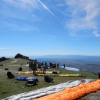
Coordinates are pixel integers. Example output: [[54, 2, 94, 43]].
[[10, 59, 18, 63]]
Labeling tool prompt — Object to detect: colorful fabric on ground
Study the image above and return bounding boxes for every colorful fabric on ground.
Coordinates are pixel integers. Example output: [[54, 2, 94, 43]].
[[2, 79, 94, 100], [17, 71, 60, 74], [34, 79, 100, 100]]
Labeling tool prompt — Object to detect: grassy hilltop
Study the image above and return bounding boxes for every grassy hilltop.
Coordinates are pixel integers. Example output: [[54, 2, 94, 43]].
[[0, 58, 98, 99]]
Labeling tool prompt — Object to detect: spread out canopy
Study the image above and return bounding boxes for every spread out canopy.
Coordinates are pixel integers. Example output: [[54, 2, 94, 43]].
[[34, 79, 100, 100], [60, 66, 80, 72], [65, 67, 80, 72]]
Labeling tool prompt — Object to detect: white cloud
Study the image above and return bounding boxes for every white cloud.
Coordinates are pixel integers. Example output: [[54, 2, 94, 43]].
[[65, 0, 100, 37], [3, 0, 63, 25], [0, 19, 39, 32], [4, 0, 38, 10], [93, 31, 100, 37], [2, 0, 42, 20]]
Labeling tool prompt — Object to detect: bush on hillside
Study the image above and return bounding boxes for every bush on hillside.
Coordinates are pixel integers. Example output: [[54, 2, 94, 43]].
[[15, 53, 29, 59], [0, 57, 9, 62]]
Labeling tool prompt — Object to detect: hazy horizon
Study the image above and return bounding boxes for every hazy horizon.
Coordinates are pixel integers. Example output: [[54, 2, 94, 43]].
[[1, 54, 100, 59]]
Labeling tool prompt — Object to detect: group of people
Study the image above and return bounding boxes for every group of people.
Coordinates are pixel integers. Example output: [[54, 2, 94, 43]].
[[29, 61, 66, 76], [29, 61, 47, 75], [49, 62, 66, 69], [29, 62, 37, 76]]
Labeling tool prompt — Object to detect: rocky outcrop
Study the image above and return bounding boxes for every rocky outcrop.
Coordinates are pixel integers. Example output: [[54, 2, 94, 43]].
[[0, 57, 9, 62], [15, 53, 29, 60]]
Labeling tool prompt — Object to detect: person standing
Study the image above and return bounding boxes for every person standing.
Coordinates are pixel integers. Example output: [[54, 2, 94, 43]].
[[43, 63, 46, 74], [49, 62, 52, 68], [30, 62, 37, 76], [57, 63, 59, 69], [38, 63, 42, 71], [33, 62, 37, 76], [63, 64, 65, 68], [29, 62, 32, 71], [98, 70, 100, 79], [45, 62, 47, 69]]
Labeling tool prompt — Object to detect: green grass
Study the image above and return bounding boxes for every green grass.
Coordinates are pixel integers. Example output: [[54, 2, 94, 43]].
[[0, 58, 98, 99]]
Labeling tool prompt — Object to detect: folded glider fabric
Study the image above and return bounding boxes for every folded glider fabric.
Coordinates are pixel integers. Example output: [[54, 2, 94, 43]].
[[17, 71, 60, 74], [15, 76, 38, 81], [34, 79, 100, 100]]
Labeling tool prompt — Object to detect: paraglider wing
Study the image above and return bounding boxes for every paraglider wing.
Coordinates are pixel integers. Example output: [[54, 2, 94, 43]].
[[65, 67, 80, 72]]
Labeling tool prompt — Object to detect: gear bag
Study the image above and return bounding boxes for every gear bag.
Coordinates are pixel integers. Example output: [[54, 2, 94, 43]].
[[44, 75, 53, 82], [7, 71, 15, 79]]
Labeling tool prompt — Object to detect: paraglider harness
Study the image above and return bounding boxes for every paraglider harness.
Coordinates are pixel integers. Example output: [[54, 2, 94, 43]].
[[44, 75, 53, 83], [18, 67, 22, 71], [26, 80, 36, 86], [25, 77, 38, 86], [52, 70, 58, 74], [7, 71, 15, 79]]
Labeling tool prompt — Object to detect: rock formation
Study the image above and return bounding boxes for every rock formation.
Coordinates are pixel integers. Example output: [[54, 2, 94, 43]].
[[15, 53, 29, 60]]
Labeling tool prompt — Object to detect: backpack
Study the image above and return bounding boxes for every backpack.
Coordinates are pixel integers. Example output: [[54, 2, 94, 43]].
[[7, 71, 15, 79], [52, 70, 58, 74], [18, 67, 22, 71], [25, 79, 37, 86], [44, 75, 53, 83], [5, 68, 9, 70]]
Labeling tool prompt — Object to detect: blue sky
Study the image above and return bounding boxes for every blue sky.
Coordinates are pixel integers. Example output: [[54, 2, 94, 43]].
[[0, 0, 100, 57]]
